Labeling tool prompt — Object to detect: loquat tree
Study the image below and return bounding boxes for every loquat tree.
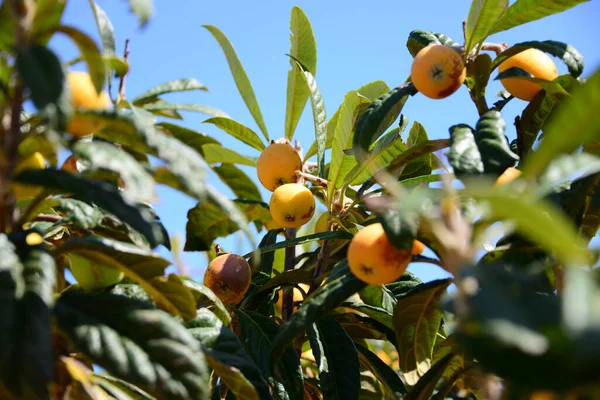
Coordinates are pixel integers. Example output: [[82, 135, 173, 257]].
[[0, 0, 598, 399]]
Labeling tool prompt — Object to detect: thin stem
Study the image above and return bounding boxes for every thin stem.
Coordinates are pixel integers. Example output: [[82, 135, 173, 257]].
[[282, 228, 297, 321], [309, 235, 332, 294], [117, 39, 130, 102], [295, 170, 328, 187]]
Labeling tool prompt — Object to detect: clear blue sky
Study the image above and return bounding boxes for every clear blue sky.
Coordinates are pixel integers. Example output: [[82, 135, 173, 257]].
[[50, 1, 600, 283]]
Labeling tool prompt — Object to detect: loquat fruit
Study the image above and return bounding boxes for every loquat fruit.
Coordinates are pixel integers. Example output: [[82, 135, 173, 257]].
[[411, 240, 425, 255], [204, 252, 252, 305], [66, 71, 111, 138], [347, 223, 412, 285], [494, 167, 521, 187], [269, 183, 315, 229], [256, 142, 303, 191], [410, 44, 466, 99], [12, 152, 46, 201], [498, 48, 558, 101]]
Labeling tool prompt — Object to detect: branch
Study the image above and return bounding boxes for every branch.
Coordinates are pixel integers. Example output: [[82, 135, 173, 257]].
[[295, 170, 328, 187], [117, 39, 130, 102], [282, 228, 297, 321]]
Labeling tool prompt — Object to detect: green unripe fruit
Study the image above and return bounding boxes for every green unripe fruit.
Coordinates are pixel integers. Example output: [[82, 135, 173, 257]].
[[69, 253, 124, 292]]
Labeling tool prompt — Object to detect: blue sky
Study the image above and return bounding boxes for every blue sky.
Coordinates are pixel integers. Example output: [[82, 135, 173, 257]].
[[50, 1, 600, 283]]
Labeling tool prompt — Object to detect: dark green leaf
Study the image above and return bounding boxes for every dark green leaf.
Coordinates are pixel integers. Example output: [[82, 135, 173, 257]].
[[151, 274, 197, 321], [184, 199, 269, 251], [204, 117, 265, 151], [447, 124, 483, 177], [352, 84, 417, 161], [521, 69, 600, 178], [386, 139, 449, 176], [489, 0, 590, 36], [202, 144, 256, 167], [14, 169, 166, 248], [464, 0, 508, 55], [358, 285, 397, 314], [72, 140, 156, 203], [377, 208, 418, 251], [495, 69, 572, 97], [271, 262, 366, 366], [133, 79, 208, 104], [285, 6, 317, 140], [340, 302, 394, 330], [404, 354, 454, 400], [386, 271, 424, 299], [92, 373, 156, 400], [355, 342, 406, 398], [56, 291, 209, 400], [308, 317, 360, 400], [243, 231, 353, 259], [475, 110, 519, 176], [491, 40, 585, 78], [393, 279, 452, 386], [237, 310, 304, 400], [406, 30, 442, 58], [203, 25, 269, 140], [213, 164, 262, 201]]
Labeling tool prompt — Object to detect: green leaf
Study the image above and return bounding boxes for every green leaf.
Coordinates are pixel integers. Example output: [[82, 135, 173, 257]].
[[447, 124, 484, 177], [204, 117, 265, 151], [489, 0, 590, 36], [31, 0, 67, 44], [522, 69, 600, 178], [186, 309, 272, 400], [284, 6, 317, 140], [352, 84, 417, 161], [72, 140, 156, 203], [133, 78, 208, 104], [463, 185, 592, 266], [377, 208, 418, 251], [386, 271, 424, 299], [184, 199, 269, 252], [213, 164, 262, 201], [53, 25, 106, 94], [393, 279, 452, 386], [237, 310, 304, 400], [494, 69, 572, 97], [202, 144, 256, 167], [328, 91, 368, 198], [341, 303, 394, 331], [355, 342, 407, 398], [466, 53, 493, 114], [55, 236, 169, 279], [88, 1, 116, 56], [16, 45, 69, 114], [537, 153, 600, 196], [404, 354, 454, 400], [156, 122, 220, 156], [203, 25, 269, 140], [491, 40, 585, 78], [358, 285, 397, 314], [151, 274, 197, 321], [127, 0, 153, 28], [271, 262, 366, 366], [141, 103, 228, 117], [14, 169, 166, 248], [92, 373, 156, 400], [406, 30, 442, 58], [25, 196, 102, 230], [181, 279, 232, 327], [304, 80, 390, 160], [244, 231, 353, 259], [56, 291, 209, 400], [475, 110, 519, 176], [294, 60, 327, 178], [464, 0, 508, 55], [308, 317, 360, 400], [386, 139, 450, 177]]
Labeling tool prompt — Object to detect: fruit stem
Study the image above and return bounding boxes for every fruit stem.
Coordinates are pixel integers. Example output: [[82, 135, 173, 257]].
[[282, 227, 297, 321], [295, 170, 328, 187], [214, 243, 227, 257], [117, 39, 130, 103], [309, 234, 332, 294]]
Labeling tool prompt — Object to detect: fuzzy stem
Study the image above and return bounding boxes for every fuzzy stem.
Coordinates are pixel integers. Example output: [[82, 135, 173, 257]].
[[295, 170, 328, 187], [282, 228, 297, 321]]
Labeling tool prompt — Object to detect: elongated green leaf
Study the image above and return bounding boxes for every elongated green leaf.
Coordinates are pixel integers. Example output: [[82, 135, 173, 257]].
[[328, 91, 367, 198], [271, 262, 366, 366], [464, 185, 591, 266], [181, 279, 231, 326], [202, 144, 256, 167], [14, 169, 166, 248], [72, 140, 156, 203], [204, 352, 258, 400], [308, 317, 360, 400], [491, 40, 584, 78], [92, 373, 156, 400], [237, 310, 304, 400], [406, 30, 442, 58], [204, 117, 265, 151], [404, 354, 454, 400], [522, 69, 600, 178], [386, 271, 424, 299], [88, 1, 116, 56], [133, 78, 208, 104], [295, 60, 327, 178], [355, 343, 407, 398], [142, 103, 227, 117], [203, 25, 269, 140], [53, 25, 106, 94], [358, 285, 397, 314], [341, 303, 394, 330], [387, 139, 449, 176], [127, 0, 153, 28], [185, 199, 269, 251], [151, 274, 197, 321], [352, 84, 417, 161], [475, 110, 519, 176], [285, 6, 317, 140], [489, 0, 590, 36], [393, 279, 452, 386], [464, 0, 508, 55], [56, 291, 209, 400], [304, 80, 390, 160], [537, 153, 600, 196], [156, 122, 220, 156], [243, 231, 353, 259], [213, 164, 262, 201], [447, 124, 483, 177], [31, 0, 66, 44]]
